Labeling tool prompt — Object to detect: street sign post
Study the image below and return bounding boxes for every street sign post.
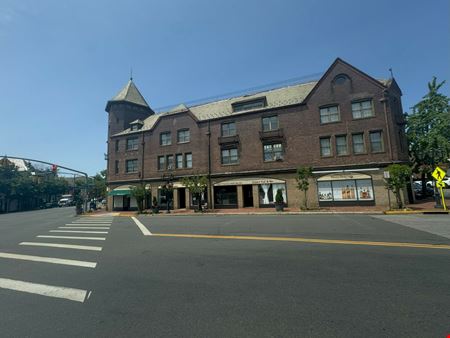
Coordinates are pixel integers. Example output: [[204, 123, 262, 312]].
[[432, 167, 447, 211], [432, 166, 446, 182]]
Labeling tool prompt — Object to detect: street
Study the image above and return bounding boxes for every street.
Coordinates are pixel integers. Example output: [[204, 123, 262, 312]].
[[0, 208, 449, 337]]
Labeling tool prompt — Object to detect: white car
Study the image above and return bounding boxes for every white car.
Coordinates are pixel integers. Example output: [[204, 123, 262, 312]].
[[426, 177, 450, 187]]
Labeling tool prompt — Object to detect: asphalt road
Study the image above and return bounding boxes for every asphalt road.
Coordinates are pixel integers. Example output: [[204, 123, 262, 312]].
[[0, 208, 449, 337]]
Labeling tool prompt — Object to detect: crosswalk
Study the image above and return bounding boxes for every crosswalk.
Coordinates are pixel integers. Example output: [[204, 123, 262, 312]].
[[0, 215, 114, 303]]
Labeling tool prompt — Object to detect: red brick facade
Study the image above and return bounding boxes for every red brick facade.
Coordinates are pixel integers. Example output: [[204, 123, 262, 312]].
[[106, 59, 409, 210]]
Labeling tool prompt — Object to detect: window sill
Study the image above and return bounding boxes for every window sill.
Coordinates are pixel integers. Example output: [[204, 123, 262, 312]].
[[177, 141, 190, 144], [352, 115, 375, 121], [126, 149, 139, 152], [320, 155, 333, 158], [320, 121, 341, 126], [160, 144, 172, 147], [221, 163, 240, 166], [336, 153, 350, 157], [125, 171, 138, 175], [371, 150, 386, 154], [353, 152, 368, 156], [264, 159, 284, 163]]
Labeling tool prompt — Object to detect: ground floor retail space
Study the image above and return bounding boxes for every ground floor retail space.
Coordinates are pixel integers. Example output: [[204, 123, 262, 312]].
[[107, 168, 406, 211]]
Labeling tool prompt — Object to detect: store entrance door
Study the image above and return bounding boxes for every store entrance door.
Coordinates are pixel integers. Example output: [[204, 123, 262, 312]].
[[178, 188, 186, 209], [243, 185, 254, 207]]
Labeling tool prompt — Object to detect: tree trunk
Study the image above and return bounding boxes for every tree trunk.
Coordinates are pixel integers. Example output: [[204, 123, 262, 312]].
[[303, 189, 308, 210], [198, 194, 202, 212], [421, 172, 426, 197], [395, 188, 403, 209]]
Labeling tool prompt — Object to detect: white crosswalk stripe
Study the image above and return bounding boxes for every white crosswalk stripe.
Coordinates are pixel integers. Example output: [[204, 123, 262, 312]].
[[20, 242, 102, 251], [37, 235, 106, 241], [50, 230, 109, 234], [59, 226, 110, 230], [0, 252, 97, 268], [0, 277, 89, 303]]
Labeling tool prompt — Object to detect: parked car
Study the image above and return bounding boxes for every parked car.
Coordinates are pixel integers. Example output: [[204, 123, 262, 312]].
[[58, 198, 73, 207], [413, 182, 435, 199]]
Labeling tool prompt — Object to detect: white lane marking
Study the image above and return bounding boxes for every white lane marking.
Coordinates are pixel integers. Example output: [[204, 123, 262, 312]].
[[0, 252, 97, 268], [70, 222, 111, 224], [65, 224, 111, 226], [131, 217, 152, 236], [37, 235, 106, 241], [20, 242, 102, 251], [50, 230, 108, 234], [59, 226, 110, 230], [0, 277, 89, 303]]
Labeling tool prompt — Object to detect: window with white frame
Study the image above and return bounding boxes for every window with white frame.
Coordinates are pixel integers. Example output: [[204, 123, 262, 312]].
[[185, 153, 192, 168], [160, 132, 171, 146], [352, 133, 365, 154], [320, 105, 340, 124], [158, 156, 165, 170], [370, 131, 384, 152], [335, 135, 348, 155], [177, 129, 190, 143], [263, 143, 283, 161], [320, 137, 332, 157], [352, 100, 374, 119], [176, 154, 183, 169], [262, 116, 279, 131]]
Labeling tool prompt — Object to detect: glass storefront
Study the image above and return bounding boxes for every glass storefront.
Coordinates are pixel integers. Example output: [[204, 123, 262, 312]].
[[214, 186, 237, 208], [259, 183, 287, 206], [318, 178, 374, 203]]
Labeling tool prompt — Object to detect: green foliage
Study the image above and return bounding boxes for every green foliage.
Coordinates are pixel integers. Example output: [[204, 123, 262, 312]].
[[130, 184, 149, 213], [296, 166, 313, 210], [406, 77, 450, 171], [386, 164, 412, 209], [181, 175, 208, 211]]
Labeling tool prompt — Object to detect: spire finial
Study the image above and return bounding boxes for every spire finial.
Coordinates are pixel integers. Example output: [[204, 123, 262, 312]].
[[389, 68, 394, 79], [130, 67, 133, 81]]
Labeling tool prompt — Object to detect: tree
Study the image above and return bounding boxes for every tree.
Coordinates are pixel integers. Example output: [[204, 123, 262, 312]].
[[385, 164, 412, 209], [130, 184, 149, 214], [406, 77, 450, 194], [181, 175, 208, 212], [296, 166, 313, 210]]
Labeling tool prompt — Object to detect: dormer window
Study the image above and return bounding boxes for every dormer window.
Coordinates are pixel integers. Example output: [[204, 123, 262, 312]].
[[129, 120, 144, 131], [232, 97, 267, 113]]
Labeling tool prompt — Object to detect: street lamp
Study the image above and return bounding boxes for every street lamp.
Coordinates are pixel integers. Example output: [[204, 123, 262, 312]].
[[162, 171, 174, 213]]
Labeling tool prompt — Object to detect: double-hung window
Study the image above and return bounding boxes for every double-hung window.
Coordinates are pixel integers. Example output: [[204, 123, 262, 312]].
[[176, 154, 183, 169], [262, 116, 279, 132], [370, 131, 384, 152], [263, 143, 283, 161], [352, 100, 374, 119], [185, 153, 192, 168], [335, 135, 348, 155], [320, 137, 332, 157], [352, 133, 365, 154], [166, 155, 174, 170], [126, 137, 138, 151], [221, 122, 236, 136], [125, 159, 138, 173], [160, 132, 171, 146], [320, 106, 340, 124], [177, 129, 190, 143], [158, 156, 165, 170], [221, 148, 239, 165]]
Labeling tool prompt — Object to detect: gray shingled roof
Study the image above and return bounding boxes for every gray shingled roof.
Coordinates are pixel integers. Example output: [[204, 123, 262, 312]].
[[112, 81, 318, 137], [109, 80, 149, 108]]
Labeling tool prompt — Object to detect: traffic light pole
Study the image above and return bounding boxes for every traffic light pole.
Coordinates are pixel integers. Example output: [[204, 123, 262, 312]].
[[3, 155, 89, 213]]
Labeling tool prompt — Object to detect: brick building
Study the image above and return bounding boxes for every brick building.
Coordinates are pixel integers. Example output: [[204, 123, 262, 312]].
[[105, 58, 409, 211]]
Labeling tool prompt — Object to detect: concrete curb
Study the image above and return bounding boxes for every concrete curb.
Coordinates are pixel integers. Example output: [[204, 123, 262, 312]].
[[383, 210, 449, 215]]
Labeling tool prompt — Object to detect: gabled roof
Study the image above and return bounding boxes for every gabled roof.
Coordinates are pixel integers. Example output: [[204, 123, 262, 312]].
[[106, 79, 150, 111]]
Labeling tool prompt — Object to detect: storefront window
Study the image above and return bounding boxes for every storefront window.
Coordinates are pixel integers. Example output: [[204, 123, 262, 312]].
[[317, 178, 374, 202], [259, 183, 287, 205], [318, 182, 333, 201], [214, 186, 237, 206]]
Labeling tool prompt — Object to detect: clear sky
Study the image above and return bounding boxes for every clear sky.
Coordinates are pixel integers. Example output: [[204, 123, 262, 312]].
[[0, 0, 448, 175]]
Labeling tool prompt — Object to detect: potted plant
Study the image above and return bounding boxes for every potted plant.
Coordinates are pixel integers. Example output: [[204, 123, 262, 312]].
[[275, 189, 284, 212], [151, 196, 159, 214]]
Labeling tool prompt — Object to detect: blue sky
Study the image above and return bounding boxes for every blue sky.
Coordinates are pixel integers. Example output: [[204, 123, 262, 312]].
[[0, 0, 448, 175]]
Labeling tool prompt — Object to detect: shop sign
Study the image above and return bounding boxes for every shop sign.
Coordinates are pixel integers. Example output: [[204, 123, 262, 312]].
[[214, 178, 285, 186], [317, 173, 371, 182]]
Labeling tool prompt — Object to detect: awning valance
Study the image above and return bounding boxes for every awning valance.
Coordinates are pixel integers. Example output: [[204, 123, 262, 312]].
[[108, 185, 135, 196], [317, 173, 371, 182]]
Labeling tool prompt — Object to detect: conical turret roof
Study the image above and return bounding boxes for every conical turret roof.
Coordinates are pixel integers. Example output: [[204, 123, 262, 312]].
[[106, 79, 150, 111]]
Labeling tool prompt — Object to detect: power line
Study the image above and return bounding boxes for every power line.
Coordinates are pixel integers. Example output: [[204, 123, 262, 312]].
[[154, 71, 323, 112]]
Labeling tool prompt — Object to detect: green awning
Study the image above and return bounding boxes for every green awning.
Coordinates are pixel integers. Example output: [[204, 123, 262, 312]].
[[108, 189, 131, 196]]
